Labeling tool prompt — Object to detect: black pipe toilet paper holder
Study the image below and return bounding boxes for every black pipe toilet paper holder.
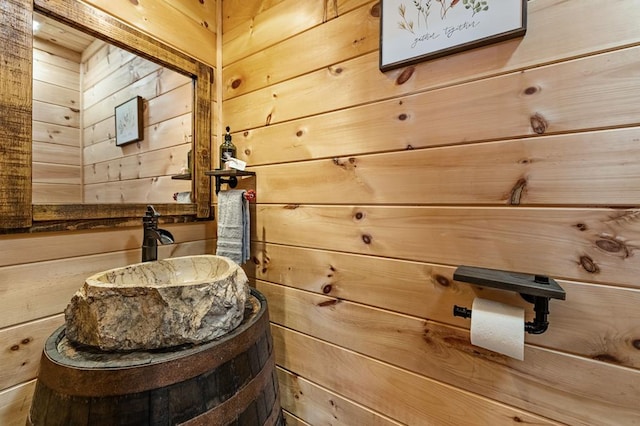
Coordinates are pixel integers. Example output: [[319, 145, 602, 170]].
[[451, 265, 566, 335]]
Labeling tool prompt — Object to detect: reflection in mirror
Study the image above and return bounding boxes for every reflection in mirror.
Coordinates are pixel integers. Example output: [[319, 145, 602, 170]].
[[32, 13, 193, 205]]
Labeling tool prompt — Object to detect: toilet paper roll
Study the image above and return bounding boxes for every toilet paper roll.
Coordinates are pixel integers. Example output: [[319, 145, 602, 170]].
[[470, 298, 524, 360]]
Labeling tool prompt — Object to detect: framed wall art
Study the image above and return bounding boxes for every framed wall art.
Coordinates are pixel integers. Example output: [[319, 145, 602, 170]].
[[115, 96, 144, 146], [380, 0, 527, 72]]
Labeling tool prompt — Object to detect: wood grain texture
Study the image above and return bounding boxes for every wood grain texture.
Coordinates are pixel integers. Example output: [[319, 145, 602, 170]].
[[0, 221, 214, 267], [32, 142, 80, 167], [0, 237, 214, 329], [32, 59, 79, 91], [166, 0, 217, 34], [0, 0, 216, 227], [281, 412, 310, 426], [0, 0, 219, 421], [223, 1, 378, 99], [78, 39, 193, 204], [82, 63, 190, 129], [33, 121, 80, 148], [0, 0, 32, 229], [33, 38, 81, 63], [22, 0, 215, 221], [215, 0, 640, 424], [254, 205, 640, 288], [249, 243, 640, 370], [32, 100, 79, 128], [194, 62, 213, 219], [0, 237, 213, 424], [261, 282, 639, 425], [250, 127, 640, 206], [34, 0, 203, 73], [277, 368, 401, 426], [82, 57, 161, 110], [32, 162, 80, 184], [29, 204, 201, 225], [222, 0, 288, 35], [33, 12, 94, 53], [228, 44, 640, 141], [0, 381, 35, 426], [4, 0, 640, 424], [81, 0, 217, 67], [83, 114, 192, 165], [28, 296, 273, 425], [81, 41, 135, 89], [32, 184, 82, 204], [83, 176, 191, 204], [272, 325, 560, 426], [223, 0, 324, 66], [83, 144, 192, 184], [32, 40, 81, 205], [224, 0, 640, 101], [0, 316, 64, 391]]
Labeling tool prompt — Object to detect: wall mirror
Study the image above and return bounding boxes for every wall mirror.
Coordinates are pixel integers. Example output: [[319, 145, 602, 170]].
[[0, 0, 212, 231]]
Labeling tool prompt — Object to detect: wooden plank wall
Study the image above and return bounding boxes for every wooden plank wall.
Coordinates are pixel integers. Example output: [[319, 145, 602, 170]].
[[0, 1, 218, 425], [81, 40, 193, 203], [32, 38, 82, 204], [82, 0, 218, 68], [222, 0, 640, 424], [0, 0, 32, 229], [0, 223, 216, 425]]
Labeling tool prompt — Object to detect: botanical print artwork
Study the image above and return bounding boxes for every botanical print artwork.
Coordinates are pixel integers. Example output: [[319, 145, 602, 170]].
[[380, 0, 525, 71], [397, 0, 489, 34], [464, 0, 490, 16], [117, 104, 136, 139], [115, 96, 142, 146]]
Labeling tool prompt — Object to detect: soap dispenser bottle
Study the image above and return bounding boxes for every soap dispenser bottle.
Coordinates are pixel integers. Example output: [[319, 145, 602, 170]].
[[219, 126, 237, 169]]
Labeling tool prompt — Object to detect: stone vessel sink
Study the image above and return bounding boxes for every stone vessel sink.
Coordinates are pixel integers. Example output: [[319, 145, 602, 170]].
[[64, 255, 249, 351]]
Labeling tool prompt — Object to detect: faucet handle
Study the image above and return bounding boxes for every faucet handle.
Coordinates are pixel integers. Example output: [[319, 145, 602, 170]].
[[144, 205, 161, 227], [145, 205, 160, 218]]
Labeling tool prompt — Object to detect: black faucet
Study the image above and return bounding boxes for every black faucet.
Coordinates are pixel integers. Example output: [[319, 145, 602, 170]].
[[142, 205, 175, 262]]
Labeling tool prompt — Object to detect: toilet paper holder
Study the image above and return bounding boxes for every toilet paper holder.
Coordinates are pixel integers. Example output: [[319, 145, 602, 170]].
[[451, 265, 566, 335]]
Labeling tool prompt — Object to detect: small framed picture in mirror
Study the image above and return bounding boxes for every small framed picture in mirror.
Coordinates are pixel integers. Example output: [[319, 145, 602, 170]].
[[115, 96, 144, 146]]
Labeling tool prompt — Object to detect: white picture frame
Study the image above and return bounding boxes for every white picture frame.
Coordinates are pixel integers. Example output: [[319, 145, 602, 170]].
[[115, 96, 144, 146], [380, 0, 527, 72]]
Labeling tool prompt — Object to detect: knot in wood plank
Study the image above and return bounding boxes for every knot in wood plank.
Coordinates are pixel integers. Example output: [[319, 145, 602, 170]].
[[579, 255, 600, 274], [530, 112, 548, 134], [370, 3, 381, 17], [434, 274, 450, 287], [396, 67, 415, 85], [595, 236, 630, 258], [508, 178, 527, 205]]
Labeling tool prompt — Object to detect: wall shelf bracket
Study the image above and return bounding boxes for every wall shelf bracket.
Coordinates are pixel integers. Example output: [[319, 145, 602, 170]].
[[205, 169, 255, 194], [452, 265, 565, 335]]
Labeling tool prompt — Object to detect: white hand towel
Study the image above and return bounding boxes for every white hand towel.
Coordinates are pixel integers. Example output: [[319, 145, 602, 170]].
[[216, 190, 250, 264]]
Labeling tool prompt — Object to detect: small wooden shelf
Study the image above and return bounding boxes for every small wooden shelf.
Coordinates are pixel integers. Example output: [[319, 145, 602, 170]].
[[204, 169, 255, 178], [452, 265, 566, 335], [171, 173, 192, 180], [453, 265, 565, 300], [205, 169, 255, 194]]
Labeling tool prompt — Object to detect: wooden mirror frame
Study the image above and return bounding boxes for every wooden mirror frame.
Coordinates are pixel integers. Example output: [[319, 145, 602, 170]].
[[0, 0, 212, 231]]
